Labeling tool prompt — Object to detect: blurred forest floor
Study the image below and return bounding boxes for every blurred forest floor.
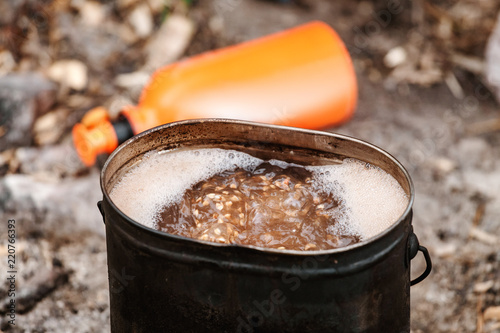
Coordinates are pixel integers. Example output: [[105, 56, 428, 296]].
[[0, 0, 500, 332]]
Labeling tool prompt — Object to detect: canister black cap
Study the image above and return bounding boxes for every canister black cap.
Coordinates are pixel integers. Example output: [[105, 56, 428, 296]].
[[113, 115, 134, 145]]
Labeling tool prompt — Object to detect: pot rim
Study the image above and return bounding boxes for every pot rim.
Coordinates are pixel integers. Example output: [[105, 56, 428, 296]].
[[100, 118, 415, 256]]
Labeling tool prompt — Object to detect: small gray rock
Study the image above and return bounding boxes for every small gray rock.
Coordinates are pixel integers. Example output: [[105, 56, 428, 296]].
[[0, 74, 57, 150]]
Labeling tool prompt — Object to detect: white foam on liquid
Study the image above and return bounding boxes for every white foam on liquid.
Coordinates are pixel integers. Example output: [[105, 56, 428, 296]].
[[306, 159, 409, 239], [110, 149, 409, 240], [110, 148, 263, 229]]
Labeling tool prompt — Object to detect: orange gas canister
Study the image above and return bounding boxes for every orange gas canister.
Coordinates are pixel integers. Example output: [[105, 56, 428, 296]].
[[73, 21, 357, 166]]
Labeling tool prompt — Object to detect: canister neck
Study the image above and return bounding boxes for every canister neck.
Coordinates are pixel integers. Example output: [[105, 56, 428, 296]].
[[72, 107, 134, 166]]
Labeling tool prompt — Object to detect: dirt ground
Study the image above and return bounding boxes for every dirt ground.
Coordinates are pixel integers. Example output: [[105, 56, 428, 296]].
[[0, 0, 499, 332]]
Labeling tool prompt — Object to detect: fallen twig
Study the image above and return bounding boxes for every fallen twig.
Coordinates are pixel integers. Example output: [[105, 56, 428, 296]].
[[467, 118, 500, 136]]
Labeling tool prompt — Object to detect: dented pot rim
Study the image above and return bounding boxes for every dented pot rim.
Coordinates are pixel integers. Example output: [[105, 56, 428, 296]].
[[100, 118, 415, 257]]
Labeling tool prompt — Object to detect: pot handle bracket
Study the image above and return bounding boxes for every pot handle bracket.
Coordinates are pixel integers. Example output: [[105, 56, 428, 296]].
[[407, 232, 432, 286], [97, 200, 105, 224]]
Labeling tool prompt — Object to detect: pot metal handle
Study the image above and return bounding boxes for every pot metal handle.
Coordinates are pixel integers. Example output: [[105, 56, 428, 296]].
[[408, 233, 432, 286], [97, 200, 105, 224]]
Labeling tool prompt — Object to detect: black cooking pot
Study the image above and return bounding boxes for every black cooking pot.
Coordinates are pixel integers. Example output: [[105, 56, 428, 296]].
[[98, 119, 431, 333]]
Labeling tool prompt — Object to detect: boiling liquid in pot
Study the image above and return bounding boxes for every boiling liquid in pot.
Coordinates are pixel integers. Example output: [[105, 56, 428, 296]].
[[110, 148, 409, 251]]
